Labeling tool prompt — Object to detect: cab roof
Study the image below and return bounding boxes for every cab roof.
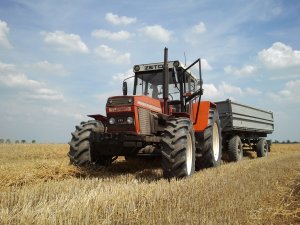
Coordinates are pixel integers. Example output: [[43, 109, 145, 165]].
[[133, 60, 198, 80]]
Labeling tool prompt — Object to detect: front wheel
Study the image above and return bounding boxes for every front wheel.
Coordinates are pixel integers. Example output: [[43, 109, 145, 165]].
[[68, 120, 113, 166], [161, 117, 196, 179]]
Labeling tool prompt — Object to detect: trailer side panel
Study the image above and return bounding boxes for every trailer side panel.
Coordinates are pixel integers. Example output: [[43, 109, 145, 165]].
[[216, 99, 274, 135]]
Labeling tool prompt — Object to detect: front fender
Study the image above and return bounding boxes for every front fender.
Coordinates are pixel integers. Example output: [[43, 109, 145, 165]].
[[88, 114, 108, 126]]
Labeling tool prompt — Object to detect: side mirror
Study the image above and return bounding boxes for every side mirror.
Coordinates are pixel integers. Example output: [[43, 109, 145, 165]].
[[122, 81, 128, 96]]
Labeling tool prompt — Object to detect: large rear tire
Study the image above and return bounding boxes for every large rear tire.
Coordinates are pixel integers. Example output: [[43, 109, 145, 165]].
[[256, 138, 268, 157], [68, 120, 111, 166], [228, 135, 243, 162], [195, 108, 222, 170], [161, 117, 196, 179]]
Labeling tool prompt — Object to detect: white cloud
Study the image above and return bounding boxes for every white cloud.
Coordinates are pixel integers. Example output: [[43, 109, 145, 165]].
[[258, 42, 300, 68], [245, 87, 262, 95], [189, 58, 212, 75], [105, 12, 137, 25], [28, 61, 69, 76], [41, 30, 89, 53], [25, 88, 64, 101], [0, 61, 16, 71], [0, 61, 64, 101], [219, 82, 243, 95], [0, 20, 12, 48], [0, 73, 42, 88], [203, 83, 223, 99], [42, 106, 85, 120], [140, 25, 172, 43], [267, 80, 300, 103], [193, 22, 206, 33], [224, 65, 256, 76], [112, 69, 134, 82], [203, 82, 243, 101], [91, 29, 132, 41], [94, 45, 131, 64], [184, 21, 206, 43], [201, 59, 212, 71]]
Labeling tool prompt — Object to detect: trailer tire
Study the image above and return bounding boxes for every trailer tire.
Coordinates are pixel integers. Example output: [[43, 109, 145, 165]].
[[195, 108, 222, 170], [68, 120, 112, 166], [228, 135, 243, 162], [161, 117, 196, 179], [256, 138, 268, 157]]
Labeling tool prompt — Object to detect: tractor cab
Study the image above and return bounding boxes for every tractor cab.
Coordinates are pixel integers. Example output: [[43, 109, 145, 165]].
[[123, 60, 200, 115]]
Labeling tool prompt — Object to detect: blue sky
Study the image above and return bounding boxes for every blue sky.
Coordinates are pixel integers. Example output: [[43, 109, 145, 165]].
[[0, 0, 299, 143]]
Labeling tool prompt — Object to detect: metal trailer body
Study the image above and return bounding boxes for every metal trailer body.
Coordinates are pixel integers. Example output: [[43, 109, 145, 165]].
[[216, 99, 274, 147]]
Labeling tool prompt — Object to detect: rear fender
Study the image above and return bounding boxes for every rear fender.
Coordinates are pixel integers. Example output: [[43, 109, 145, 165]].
[[192, 101, 216, 132]]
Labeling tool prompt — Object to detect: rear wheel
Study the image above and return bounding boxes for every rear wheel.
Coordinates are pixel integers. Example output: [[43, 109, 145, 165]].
[[256, 138, 268, 157], [195, 108, 222, 170], [228, 135, 243, 162], [68, 120, 112, 166], [161, 117, 196, 179]]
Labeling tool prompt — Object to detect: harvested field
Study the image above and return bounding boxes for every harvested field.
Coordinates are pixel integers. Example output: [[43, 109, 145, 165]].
[[0, 144, 299, 224]]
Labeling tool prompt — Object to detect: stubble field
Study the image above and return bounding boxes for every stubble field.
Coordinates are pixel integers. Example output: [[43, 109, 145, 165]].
[[0, 144, 299, 224]]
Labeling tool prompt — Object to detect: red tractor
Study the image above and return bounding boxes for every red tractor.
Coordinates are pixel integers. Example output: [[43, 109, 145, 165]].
[[68, 48, 222, 179]]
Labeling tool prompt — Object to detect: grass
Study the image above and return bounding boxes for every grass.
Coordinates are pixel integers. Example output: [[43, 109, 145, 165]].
[[0, 144, 299, 224]]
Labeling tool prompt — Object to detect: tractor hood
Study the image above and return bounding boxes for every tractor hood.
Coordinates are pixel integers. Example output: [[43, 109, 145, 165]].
[[106, 95, 162, 114]]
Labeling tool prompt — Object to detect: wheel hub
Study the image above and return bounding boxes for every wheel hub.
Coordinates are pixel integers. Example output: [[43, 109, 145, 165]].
[[212, 122, 220, 161], [186, 134, 193, 175]]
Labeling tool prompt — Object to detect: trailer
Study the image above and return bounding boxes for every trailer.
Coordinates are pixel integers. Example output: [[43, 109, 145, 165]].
[[216, 99, 274, 161]]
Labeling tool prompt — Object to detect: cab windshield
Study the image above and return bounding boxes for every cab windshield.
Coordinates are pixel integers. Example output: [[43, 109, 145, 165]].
[[133, 69, 197, 101]]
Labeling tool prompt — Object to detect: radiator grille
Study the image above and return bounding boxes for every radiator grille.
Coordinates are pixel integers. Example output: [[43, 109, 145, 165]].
[[138, 107, 151, 134], [107, 97, 132, 106]]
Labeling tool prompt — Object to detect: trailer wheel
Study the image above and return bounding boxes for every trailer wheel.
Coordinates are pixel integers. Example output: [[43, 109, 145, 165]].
[[195, 108, 222, 170], [256, 138, 268, 157], [68, 120, 112, 166], [161, 117, 196, 179], [228, 135, 243, 162]]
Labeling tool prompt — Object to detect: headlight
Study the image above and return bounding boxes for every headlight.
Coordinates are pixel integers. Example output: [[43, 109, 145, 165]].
[[109, 117, 115, 125], [127, 117, 134, 124]]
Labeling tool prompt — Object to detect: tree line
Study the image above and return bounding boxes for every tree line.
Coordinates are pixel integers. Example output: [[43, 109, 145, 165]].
[[0, 139, 36, 144]]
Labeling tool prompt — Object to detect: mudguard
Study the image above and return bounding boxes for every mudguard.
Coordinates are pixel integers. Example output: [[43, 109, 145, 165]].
[[191, 101, 216, 132]]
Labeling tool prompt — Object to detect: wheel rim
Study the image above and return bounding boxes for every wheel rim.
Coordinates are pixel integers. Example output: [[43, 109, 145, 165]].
[[264, 142, 268, 156], [186, 133, 193, 175], [212, 122, 220, 161]]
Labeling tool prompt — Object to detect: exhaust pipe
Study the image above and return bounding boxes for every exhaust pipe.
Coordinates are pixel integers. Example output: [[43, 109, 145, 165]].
[[163, 47, 169, 114]]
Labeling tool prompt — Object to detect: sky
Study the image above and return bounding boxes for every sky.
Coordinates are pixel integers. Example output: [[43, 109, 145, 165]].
[[0, 0, 299, 143]]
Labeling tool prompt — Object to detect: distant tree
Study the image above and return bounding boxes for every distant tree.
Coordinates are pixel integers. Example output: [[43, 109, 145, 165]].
[[15, 140, 20, 144], [21, 140, 26, 144], [274, 140, 279, 143], [287, 140, 291, 144], [32, 140, 36, 144], [5, 139, 11, 144], [0, 139, 4, 144], [281, 140, 286, 144]]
